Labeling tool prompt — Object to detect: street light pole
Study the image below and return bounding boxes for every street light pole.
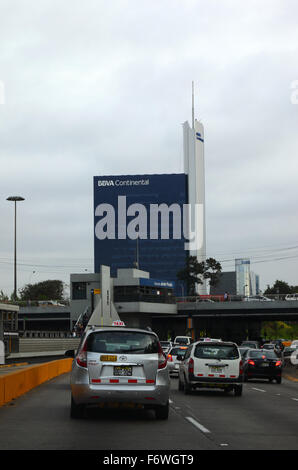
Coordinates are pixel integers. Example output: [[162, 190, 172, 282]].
[[6, 196, 25, 300]]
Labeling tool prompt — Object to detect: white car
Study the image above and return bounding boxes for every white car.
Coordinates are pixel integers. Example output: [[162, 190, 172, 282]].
[[167, 345, 188, 376], [244, 295, 273, 302], [66, 326, 170, 419], [178, 340, 243, 396], [174, 336, 192, 346], [160, 341, 172, 354], [285, 294, 298, 301]]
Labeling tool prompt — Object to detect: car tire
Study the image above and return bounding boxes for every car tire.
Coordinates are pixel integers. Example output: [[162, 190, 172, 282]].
[[234, 385, 243, 397], [155, 400, 169, 420], [184, 378, 192, 395], [178, 378, 184, 391], [276, 377, 282, 384], [70, 395, 85, 419]]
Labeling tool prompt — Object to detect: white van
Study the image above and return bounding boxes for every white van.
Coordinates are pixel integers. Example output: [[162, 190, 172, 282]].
[[178, 340, 243, 396]]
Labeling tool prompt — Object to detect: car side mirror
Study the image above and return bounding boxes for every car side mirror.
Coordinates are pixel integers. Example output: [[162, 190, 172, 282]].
[[65, 349, 75, 358]]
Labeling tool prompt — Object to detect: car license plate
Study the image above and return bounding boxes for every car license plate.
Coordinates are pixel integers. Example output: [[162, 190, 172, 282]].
[[100, 355, 117, 362], [210, 366, 223, 373], [114, 365, 132, 376], [261, 363, 269, 367]]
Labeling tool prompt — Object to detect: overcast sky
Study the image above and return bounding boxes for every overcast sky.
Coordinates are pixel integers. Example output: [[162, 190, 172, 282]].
[[0, 0, 298, 297]]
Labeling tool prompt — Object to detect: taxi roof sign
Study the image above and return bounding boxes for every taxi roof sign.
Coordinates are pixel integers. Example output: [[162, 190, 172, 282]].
[[112, 320, 125, 326]]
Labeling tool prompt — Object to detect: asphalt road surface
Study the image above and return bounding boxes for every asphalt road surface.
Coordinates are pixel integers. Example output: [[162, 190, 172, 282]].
[[0, 373, 298, 451]]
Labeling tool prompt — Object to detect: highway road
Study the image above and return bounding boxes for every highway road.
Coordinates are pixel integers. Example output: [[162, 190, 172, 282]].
[[0, 373, 298, 452]]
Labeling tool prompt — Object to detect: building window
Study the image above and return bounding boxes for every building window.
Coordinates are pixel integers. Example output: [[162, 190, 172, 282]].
[[72, 282, 87, 300]]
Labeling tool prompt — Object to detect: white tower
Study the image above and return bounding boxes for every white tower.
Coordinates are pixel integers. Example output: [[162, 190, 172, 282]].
[[183, 85, 207, 294]]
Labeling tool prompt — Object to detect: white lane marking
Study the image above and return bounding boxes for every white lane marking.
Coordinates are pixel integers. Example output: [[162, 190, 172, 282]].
[[251, 387, 266, 393], [186, 416, 211, 434], [291, 398, 298, 402], [169, 399, 173, 404]]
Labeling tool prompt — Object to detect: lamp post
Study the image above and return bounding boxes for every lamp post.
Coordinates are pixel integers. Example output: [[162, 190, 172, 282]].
[[6, 196, 25, 300]]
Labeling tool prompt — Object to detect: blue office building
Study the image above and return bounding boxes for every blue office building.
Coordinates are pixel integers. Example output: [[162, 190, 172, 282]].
[[94, 174, 188, 294]]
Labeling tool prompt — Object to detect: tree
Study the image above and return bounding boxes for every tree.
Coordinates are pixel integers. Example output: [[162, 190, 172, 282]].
[[0, 290, 9, 301], [177, 256, 222, 296], [264, 280, 293, 295], [19, 280, 65, 301]]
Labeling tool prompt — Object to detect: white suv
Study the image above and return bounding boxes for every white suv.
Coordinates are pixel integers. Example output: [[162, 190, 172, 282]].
[[178, 340, 243, 396]]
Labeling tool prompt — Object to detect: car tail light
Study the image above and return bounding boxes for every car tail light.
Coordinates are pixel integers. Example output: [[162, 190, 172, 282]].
[[239, 360, 243, 375], [76, 341, 87, 368], [188, 358, 194, 375], [158, 343, 167, 369], [167, 354, 173, 362], [275, 361, 282, 367], [248, 359, 255, 366]]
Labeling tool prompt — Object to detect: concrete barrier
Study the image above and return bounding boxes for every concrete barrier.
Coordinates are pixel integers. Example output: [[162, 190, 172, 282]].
[[0, 358, 73, 407]]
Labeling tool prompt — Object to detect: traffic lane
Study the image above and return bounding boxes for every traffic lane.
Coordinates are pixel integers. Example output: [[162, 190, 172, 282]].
[[0, 372, 217, 450], [170, 376, 298, 450]]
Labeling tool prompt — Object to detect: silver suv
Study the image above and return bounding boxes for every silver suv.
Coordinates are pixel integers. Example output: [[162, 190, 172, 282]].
[[178, 341, 243, 396], [66, 326, 170, 419]]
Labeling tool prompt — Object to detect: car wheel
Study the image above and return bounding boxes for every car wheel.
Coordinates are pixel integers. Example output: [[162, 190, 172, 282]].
[[70, 395, 85, 419], [178, 378, 184, 391], [155, 400, 169, 420], [234, 385, 243, 397], [276, 377, 282, 384], [184, 378, 192, 395]]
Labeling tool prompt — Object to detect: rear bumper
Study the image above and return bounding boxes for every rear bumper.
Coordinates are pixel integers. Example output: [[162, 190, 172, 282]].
[[168, 363, 180, 374], [246, 368, 282, 379], [70, 366, 170, 407], [188, 374, 243, 386]]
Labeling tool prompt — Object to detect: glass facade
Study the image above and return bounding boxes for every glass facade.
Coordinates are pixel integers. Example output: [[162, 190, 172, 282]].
[[235, 258, 259, 296], [235, 258, 251, 296], [93, 174, 188, 295]]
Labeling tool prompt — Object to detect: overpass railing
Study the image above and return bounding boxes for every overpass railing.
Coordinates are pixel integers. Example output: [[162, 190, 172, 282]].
[[175, 294, 294, 303]]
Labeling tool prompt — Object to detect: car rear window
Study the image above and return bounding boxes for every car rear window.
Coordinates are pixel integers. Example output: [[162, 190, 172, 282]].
[[175, 338, 190, 344], [86, 331, 159, 354], [194, 344, 239, 359], [170, 347, 187, 355], [249, 350, 278, 359]]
